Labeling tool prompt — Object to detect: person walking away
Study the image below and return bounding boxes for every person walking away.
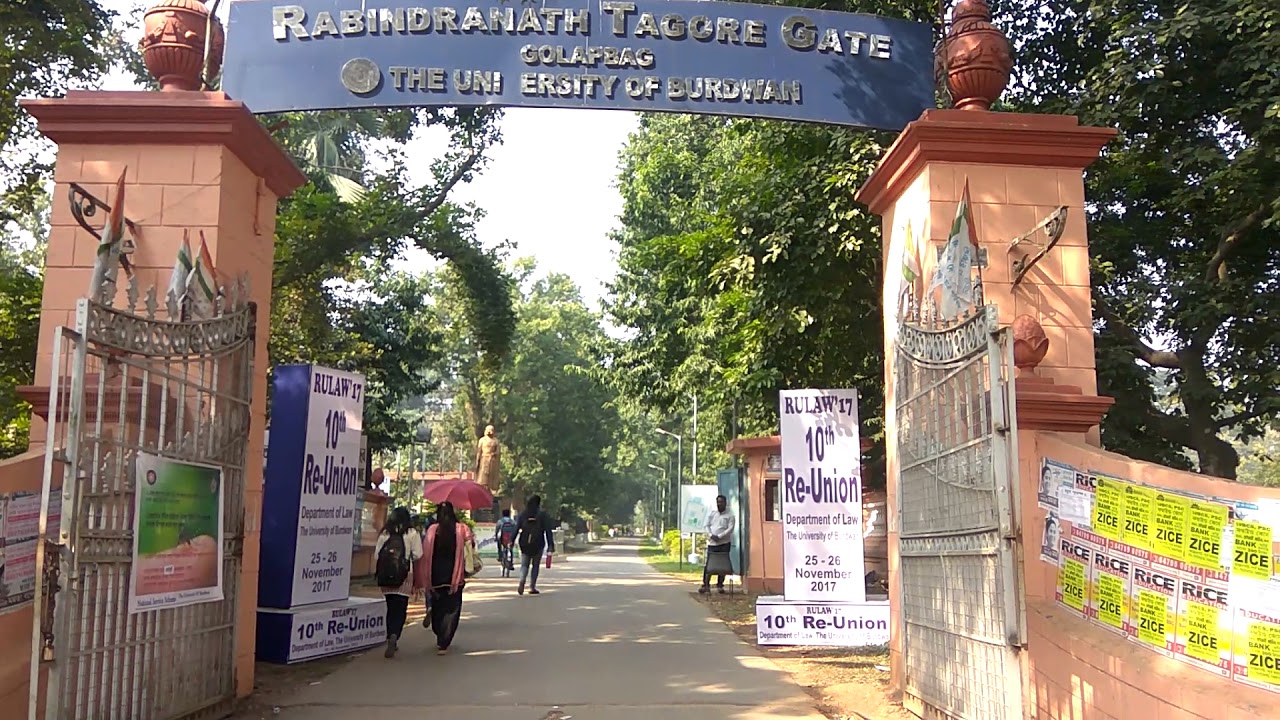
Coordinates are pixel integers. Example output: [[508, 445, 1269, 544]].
[[515, 494, 555, 595], [700, 495, 736, 595], [422, 501, 474, 655], [495, 509, 518, 574], [374, 507, 423, 658]]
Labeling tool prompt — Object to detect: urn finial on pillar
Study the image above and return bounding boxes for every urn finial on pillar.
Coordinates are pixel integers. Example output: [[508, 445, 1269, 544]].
[[1011, 314, 1049, 373], [937, 0, 1013, 111], [140, 0, 225, 91]]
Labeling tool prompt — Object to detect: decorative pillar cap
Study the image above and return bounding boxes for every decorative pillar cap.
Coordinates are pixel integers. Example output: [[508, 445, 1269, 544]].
[[937, 0, 1012, 111], [19, 90, 306, 198], [140, 0, 225, 92], [854, 111, 1117, 215]]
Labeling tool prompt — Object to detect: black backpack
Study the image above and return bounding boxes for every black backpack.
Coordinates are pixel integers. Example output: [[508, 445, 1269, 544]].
[[375, 532, 411, 587], [518, 512, 544, 553]]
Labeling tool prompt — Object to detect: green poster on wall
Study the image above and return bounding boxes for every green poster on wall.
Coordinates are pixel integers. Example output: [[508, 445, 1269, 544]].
[[128, 452, 224, 614]]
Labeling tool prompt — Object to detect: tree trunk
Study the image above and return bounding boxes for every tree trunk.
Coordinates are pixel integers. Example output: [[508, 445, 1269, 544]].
[[1179, 348, 1240, 480]]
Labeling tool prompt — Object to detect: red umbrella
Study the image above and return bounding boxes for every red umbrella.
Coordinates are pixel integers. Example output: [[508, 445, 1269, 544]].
[[421, 480, 494, 510]]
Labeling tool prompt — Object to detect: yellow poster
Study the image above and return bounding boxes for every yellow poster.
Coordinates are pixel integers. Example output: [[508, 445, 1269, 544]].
[[1095, 571, 1127, 631], [1122, 483, 1155, 550], [1246, 620, 1280, 686], [1233, 520, 1274, 581], [1137, 589, 1171, 648], [1182, 602, 1220, 664], [1058, 558, 1087, 612], [1153, 492, 1190, 560], [1185, 501, 1228, 571], [1178, 597, 1228, 670], [1092, 476, 1124, 542]]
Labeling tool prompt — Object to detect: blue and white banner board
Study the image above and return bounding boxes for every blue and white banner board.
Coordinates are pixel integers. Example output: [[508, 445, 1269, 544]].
[[259, 365, 366, 609], [779, 389, 864, 603], [222, 0, 933, 130], [256, 596, 385, 663], [756, 596, 889, 647]]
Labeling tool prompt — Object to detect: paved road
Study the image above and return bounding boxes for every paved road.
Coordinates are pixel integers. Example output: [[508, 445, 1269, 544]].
[[267, 540, 825, 720]]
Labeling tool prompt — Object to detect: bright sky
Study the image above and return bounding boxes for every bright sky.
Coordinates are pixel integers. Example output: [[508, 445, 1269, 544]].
[[97, 0, 634, 310]]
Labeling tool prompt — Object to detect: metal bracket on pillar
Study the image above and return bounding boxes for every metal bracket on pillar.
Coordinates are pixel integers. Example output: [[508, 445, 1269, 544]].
[[67, 182, 142, 242], [1008, 206, 1068, 289]]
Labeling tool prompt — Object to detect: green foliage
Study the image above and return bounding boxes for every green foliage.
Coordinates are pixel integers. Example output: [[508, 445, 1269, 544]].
[[0, 0, 130, 223], [662, 529, 682, 557], [605, 112, 892, 468], [1002, 0, 1280, 478], [0, 234, 42, 459]]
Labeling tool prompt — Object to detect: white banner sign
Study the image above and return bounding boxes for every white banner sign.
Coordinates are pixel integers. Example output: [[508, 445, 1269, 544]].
[[779, 389, 865, 602], [271, 598, 386, 663], [756, 596, 889, 647], [294, 367, 366, 605], [679, 484, 720, 535]]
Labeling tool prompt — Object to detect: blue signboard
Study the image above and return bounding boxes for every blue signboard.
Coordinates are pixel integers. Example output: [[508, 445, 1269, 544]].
[[223, 0, 934, 130], [259, 364, 367, 610]]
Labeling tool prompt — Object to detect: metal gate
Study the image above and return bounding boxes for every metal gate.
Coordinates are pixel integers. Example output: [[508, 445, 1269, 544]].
[[894, 305, 1025, 720], [30, 274, 255, 720]]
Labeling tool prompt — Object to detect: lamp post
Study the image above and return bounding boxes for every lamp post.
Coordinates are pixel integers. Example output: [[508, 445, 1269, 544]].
[[655, 426, 686, 569], [647, 463, 667, 536], [691, 392, 701, 481]]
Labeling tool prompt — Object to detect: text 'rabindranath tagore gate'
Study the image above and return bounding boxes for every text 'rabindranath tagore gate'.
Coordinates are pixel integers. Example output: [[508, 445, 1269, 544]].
[[222, 0, 934, 129]]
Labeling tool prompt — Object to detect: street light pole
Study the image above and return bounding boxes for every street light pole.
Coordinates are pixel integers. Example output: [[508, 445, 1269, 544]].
[[647, 463, 667, 536], [655, 427, 682, 525], [691, 393, 698, 482]]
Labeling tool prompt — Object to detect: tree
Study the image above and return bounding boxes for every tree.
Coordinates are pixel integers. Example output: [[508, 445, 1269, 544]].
[[1004, 0, 1280, 478], [428, 261, 644, 519], [605, 112, 891, 468], [1, 0, 120, 223]]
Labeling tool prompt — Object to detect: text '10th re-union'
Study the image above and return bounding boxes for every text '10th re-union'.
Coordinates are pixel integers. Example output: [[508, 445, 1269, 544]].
[[270, 3, 898, 105]]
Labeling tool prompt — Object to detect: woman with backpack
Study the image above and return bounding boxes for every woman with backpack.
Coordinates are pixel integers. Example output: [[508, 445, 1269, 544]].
[[421, 501, 479, 655], [515, 494, 555, 596], [374, 506, 423, 659]]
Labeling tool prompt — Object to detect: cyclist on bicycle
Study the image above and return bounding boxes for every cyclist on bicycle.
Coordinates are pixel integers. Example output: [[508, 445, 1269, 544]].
[[495, 509, 518, 571]]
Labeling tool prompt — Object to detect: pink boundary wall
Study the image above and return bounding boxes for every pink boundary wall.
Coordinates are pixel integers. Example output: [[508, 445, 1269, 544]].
[[1023, 433, 1280, 720]]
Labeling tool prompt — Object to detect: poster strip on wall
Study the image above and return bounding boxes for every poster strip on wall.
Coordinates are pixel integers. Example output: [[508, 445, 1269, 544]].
[[1045, 456, 1280, 694]]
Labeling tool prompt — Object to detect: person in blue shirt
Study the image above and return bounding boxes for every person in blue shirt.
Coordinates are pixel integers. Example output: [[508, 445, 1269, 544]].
[[495, 508, 518, 573], [514, 495, 555, 595]]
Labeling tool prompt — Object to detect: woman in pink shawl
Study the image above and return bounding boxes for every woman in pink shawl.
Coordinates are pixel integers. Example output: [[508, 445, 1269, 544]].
[[421, 501, 472, 654]]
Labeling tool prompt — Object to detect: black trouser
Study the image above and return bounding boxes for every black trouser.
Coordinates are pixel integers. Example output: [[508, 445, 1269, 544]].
[[385, 594, 409, 638], [703, 544, 731, 588], [429, 587, 464, 649]]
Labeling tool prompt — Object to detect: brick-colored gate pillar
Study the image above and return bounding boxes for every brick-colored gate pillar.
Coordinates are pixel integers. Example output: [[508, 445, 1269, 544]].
[[855, 110, 1115, 705], [20, 90, 306, 699]]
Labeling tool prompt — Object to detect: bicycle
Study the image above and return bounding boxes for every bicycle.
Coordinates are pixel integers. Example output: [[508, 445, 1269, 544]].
[[497, 542, 515, 578]]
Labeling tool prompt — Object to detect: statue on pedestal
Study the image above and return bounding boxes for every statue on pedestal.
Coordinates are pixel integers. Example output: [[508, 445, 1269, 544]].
[[475, 425, 502, 492]]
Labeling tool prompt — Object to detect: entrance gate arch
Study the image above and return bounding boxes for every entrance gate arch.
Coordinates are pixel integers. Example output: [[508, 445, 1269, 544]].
[[893, 305, 1025, 720]]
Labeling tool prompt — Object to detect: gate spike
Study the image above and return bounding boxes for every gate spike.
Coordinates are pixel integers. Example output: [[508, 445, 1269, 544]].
[[126, 273, 140, 312], [144, 286, 158, 320]]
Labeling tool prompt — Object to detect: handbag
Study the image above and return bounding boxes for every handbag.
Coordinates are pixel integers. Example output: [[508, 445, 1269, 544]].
[[463, 529, 483, 578]]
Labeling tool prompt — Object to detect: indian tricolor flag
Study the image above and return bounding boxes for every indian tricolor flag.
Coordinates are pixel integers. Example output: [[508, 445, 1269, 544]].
[[184, 232, 219, 320], [88, 169, 130, 298], [167, 229, 194, 311], [902, 218, 923, 293], [928, 180, 980, 319]]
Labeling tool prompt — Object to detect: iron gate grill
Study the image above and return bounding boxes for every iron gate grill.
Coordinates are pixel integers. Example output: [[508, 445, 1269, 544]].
[[32, 282, 254, 720], [894, 305, 1024, 720]]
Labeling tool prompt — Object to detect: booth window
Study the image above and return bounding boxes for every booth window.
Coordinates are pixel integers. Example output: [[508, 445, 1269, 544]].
[[765, 478, 781, 522]]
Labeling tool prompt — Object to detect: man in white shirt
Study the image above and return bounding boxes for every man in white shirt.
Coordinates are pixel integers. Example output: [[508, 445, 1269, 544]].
[[700, 495, 736, 594]]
